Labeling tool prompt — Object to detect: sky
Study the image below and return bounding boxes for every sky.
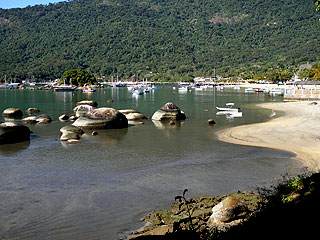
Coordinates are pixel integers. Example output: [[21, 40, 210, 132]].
[[0, 0, 66, 9]]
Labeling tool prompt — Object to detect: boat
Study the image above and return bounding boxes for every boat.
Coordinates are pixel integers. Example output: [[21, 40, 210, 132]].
[[254, 88, 264, 93], [132, 89, 144, 95], [245, 88, 255, 93], [269, 88, 284, 96], [83, 88, 96, 93], [54, 85, 78, 92], [216, 103, 239, 112]]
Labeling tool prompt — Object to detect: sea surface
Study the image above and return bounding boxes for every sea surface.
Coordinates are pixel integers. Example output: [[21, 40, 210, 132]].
[[0, 86, 301, 239]]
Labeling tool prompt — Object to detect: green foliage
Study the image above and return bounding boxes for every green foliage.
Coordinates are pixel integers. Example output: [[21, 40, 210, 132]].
[[60, 69, 97, 86], [0, 0, 320, 82], [298, 62, 320, 80], [316, 0, 320, 11]]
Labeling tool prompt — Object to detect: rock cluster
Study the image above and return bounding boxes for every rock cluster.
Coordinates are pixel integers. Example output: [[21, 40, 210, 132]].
[[21, 114, 52, 124], [130, 192, 261, 239]]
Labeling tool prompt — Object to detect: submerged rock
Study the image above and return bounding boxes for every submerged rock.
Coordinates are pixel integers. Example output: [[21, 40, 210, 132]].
[[151, 102, 186, 121], [60, 125, 84, 141], [76, 100, 98, 107], [25, 108, 40, 114], [72, 107, 128, 130], [21, 114, 52, 124], [2, 108, 23, 118], [0, 122, 31, 145], [119, 109, 147, 121]]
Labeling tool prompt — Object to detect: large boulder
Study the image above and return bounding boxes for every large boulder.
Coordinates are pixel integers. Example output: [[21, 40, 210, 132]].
[[60, 125, 84, 141], [151, 102, 186, 121], [73, 104, 94, 117], [72, 107, 128, 130], [208, 196, 248, 226], [2, 108, 23, 118], [0, 122, 31, 144]]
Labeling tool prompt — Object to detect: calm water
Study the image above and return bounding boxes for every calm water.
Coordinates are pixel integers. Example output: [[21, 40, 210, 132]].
[[0, 86, 300, 240]]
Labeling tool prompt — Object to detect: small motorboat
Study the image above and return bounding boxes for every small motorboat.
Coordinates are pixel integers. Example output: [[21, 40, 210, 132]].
[[83, 88, 96, 93], [216, 103, 239, 112]]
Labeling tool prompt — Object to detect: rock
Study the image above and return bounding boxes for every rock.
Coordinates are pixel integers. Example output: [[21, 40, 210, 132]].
[[119, 109, 147, 121], [0, 122, 31, 144], [208, 119, 216, 125], [25, 108, 40, 114], [21, 116, 38, 124], [76, 100, 98, 107], [91, 131, 98, 136], [73, 104, 94, 117], [21, 114, 52, 124], [34, 114, 52, 124], [59, 114, 70, 122], [208, 196, 248, 225], [151, 102, 186, 121], [72, 107, 128, 130], [2, 108, 23, 118], [106, 99, 113, 103], [60, 125, 84, 141]]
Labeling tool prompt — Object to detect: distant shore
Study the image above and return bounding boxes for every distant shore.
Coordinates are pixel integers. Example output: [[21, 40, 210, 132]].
[[216, 101, 320, 171]]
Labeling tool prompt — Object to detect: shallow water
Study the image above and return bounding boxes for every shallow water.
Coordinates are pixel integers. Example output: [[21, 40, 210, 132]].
[[0, 86, 300, 239]]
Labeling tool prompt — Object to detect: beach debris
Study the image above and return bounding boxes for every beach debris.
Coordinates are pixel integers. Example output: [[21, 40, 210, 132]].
[[2, 108, 23, 118], [151, 102, 186, 121], [308, 102, 318, 105], [0, 121, 31, 144], [268, 110, 276, 118]]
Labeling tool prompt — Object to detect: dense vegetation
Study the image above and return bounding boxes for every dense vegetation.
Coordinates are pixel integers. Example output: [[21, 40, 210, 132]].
[[60, 69, 97, 86], [0, 0, 320, 82]]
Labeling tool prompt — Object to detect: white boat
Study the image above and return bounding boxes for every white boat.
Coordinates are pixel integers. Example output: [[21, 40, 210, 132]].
[[216, 103, 239, 112], [178, 86, 190, 92], [83, 88, 96, 93], [233, 86, 241, 90], [245, 88, 255, 93]]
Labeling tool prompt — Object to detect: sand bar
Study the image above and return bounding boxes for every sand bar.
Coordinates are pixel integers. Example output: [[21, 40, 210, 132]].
[[216, 101, 320, 171]]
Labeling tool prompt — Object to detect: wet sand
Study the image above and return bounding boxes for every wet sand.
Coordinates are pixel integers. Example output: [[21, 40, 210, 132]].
[[216, 101, 320, 171]]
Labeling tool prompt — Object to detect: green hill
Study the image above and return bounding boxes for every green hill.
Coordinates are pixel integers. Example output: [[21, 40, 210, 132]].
[[0, 0, 319, 81]]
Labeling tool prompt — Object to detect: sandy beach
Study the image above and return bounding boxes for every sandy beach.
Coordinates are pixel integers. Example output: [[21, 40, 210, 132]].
[[216, 101, 320, 171]]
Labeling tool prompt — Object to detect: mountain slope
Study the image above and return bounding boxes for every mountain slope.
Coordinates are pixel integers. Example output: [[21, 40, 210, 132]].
[[0, 0, 319, 81]]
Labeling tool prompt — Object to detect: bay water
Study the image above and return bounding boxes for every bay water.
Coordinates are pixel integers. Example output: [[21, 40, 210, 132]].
[[0, 86, 300, 239]]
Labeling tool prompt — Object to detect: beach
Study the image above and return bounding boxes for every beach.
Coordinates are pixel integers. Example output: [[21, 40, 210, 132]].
[[216, 100, 320, 171]]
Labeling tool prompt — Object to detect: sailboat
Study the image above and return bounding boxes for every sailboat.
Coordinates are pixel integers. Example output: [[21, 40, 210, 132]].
[[54, 77, 77, 92]]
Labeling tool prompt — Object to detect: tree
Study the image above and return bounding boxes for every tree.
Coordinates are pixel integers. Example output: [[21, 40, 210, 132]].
[[60, 69, 97, 86], [316, 0, 320, 11]]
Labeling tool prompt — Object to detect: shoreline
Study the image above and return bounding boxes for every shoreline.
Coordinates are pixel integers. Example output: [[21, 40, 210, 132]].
[[216, 101, 320, 171]]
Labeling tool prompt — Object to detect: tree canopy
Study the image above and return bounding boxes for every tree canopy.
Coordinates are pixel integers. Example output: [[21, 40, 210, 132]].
[[60, 69, 97, 86], [0, 0, 320, 82]]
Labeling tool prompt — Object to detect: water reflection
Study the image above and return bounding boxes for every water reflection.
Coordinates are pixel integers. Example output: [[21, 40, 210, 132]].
[[82, 128, 128, 146], [152, 120, 182, 136], [0, 140, 30, 156]]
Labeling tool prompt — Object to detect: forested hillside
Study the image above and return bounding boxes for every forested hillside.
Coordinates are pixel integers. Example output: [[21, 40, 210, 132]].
[[0, 0, 319, 81]]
